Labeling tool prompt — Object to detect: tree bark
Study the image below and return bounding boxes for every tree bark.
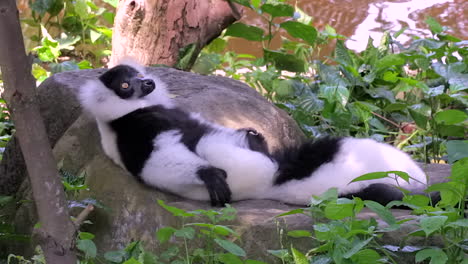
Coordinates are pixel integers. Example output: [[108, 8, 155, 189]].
[[110, 0, 242, 67], [0, 1, 77, 263]]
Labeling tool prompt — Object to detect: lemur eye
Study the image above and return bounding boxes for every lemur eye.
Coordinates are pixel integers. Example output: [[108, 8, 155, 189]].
[[121, 82, 129, 89]]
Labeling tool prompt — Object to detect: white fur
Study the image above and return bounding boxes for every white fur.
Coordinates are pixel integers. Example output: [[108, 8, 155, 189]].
[[195, 131, 278, 201], [141, 131, 212, 201], [266, 138, 427, 205]]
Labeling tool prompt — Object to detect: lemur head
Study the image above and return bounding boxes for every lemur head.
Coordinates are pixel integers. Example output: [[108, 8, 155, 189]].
[[79, 63, 173, 122], [99, 65, 156, 100]]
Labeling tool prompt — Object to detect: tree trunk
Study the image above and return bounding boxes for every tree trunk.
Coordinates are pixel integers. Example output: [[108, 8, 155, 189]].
[[110, 0, 242, 68], [0, 1, 77, 263]]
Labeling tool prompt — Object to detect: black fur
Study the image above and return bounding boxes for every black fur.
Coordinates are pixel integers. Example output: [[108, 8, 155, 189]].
[[238, 128, 270, 157], [109, 105, 211, 177], [100, 65, 155, 99], [273, 137, 342, 185], [197, 167, 231, 206], [340, 183, 404, 206]]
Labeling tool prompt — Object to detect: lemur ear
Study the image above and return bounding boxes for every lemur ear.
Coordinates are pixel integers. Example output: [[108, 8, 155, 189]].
[[114, 56, 146, 74]]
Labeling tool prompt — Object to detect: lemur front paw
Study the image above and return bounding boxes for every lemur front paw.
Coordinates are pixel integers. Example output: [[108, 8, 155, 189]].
[[197, 167, 231, 206]]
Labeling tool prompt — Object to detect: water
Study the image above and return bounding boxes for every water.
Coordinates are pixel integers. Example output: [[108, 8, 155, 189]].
[[228, 0, 467, 56]]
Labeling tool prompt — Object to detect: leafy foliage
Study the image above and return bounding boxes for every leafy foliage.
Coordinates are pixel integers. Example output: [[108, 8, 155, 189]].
[[194, 0, 467, 163]]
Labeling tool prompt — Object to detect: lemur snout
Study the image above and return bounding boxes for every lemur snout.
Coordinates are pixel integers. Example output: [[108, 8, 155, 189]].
[[141, 79, 155, 96]]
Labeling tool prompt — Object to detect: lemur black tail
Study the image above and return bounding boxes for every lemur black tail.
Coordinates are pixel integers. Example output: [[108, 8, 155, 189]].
[[272, 137, 342, 185]]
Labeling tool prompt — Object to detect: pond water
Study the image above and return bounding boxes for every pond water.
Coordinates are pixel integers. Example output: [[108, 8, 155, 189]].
[[228, 0, 467, 56]]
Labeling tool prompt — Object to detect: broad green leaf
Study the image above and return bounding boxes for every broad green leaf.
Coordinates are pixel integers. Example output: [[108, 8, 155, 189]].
[[75, 0, 89, 19], [420, 216, 448, 236], [214, 238, 246, 257], [402, 195, 430, 207], [264, 49, 306, 72], [434, 109, 467, 125], [344, 238, 373, 259], [364, 200, 397, 227], [273, 79, 295, 98], [231, 0, 250, 7], [218, 253, 243, 264], [451, 157, 468, 183], [445, 140, 468, 163], [261, 3, 294, 18], [276, 208, 305, 217], [324, 199, 354, 220], [174, 227, 195, 239], [104, 250, 126, 262], [384, 103, 407, 112], [30, 0, 54, 15], [376, 54, 405, 70], [425, 17, 443, 34], [320, 85, 350, 107], [280, 21, 317, 45], [426, 182, 464, 207], [310, 188, 338, 206], [287, 230, 312, 238], [267, 249, 290, 259], [408, 103, 431, 129], [291, 247, 308, 264], [447, 219, 468, 228], [225, 23, 264, 41], [438, 125, 465, 137], [335, 40, 354, 67], [350, 249, 381, 264], [77, 239, 97, 259], [138, 251, 157, 264], [383, 71, 399, 83], [415, 248, 448, 264], [156, 227, 176, 243]]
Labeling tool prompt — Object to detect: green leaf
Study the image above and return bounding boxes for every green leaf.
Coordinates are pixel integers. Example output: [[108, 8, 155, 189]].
[[415, 248, 448, 264], [231, 0, 250, 7], [291, 247, 308, 264], [287, 230, 312, 238], [447, 219, 468, 228], [139, 251, 157, 264], [320, 85, 350, 107], [214, 238, 246, 257], [267, 249, 290, 259], [425, 17, 443, 34], [30, 0, 54, 15], [245, 260, 268, 264], [445, 140, 468, 163], [408, 103, 431, 129], [324, 199, 354, 220], [261, 3, 294, 18], [75, 0, 89, 19], [123, 258, 142, 264], [79, 232, 95, 240], [157, 200, 194, 217], [402, 195, 430, 207], [364, 201, 397, 227], [384, 103, 407, 112], [89, 29, 103, 43], [156, 227, 176, 243], [335, 40, 354, 67], [102, 0, 118, 8], [420, 216, 448, 236], [225, 23, 264, 41], [77, 239, 97, 259], [264, 49, 306, 72], [218, 253, 243, 264], [344, 238, 373, 259], [174, 227, 195, 239], [280, 21, 317, 45], [104, 250, 126, 262], [0, 196, 13, 206], [276, 208, 305, 217], [350, 172, 388, 182], [434, 109, 467, 125], [350, 249, 381, 264], [175, 43, 197, 70], [273, 79, 295, 98], [376, 54, 405, 70]]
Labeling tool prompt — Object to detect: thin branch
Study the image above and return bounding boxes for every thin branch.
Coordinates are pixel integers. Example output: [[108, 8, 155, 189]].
[[371, 111, 400, 128], [73, 204, 94, 228]]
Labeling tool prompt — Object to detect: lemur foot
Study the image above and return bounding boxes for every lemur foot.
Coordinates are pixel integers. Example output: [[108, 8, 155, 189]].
[[197, 167, 231, 206]]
